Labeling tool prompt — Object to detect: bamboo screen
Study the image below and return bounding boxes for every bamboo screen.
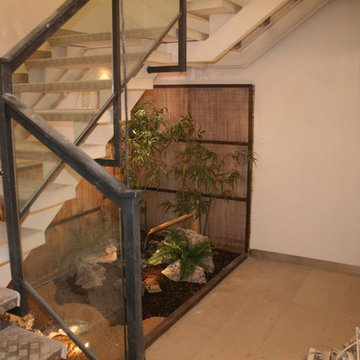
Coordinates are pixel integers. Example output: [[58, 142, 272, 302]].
[[138, 85, 253, 253]]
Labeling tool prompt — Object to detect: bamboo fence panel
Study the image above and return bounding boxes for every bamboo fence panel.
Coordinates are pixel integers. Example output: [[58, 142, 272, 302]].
[[138, 85, 253, 253]]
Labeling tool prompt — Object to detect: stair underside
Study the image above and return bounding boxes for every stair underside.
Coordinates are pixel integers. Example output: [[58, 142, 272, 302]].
[[207, 0, 331, 68], [187, 0, 241, 18], [36, 109, 99, 122]]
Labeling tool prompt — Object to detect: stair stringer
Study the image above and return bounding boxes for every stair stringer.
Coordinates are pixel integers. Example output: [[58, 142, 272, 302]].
[[165, 0, 292, 63], [160, 0, 330, 69]]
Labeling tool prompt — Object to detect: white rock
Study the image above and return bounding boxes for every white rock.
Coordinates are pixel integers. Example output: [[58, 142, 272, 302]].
[[161, 260, 207, 284]]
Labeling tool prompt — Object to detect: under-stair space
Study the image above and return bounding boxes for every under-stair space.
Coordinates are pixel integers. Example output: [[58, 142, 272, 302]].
[[0, 0, 331, 293], [152, 0, 331, 67], [0, 0, 336, 358], [0, 23, 163, 283]]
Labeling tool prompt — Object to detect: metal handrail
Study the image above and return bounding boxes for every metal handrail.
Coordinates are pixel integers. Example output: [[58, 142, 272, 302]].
[[3, 93, 135, 200], [2, 92, 145, 359]]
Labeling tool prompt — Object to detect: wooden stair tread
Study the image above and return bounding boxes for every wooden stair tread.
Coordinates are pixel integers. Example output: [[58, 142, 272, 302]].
[[12, 73, 28, 84], [49, 27, 174, 46], [48, 31, 112, 46], [25, 53, 114, 70], [25, 51, 172, 70], [16, 159, 43, 170], [13, 140, 104, 161], [14, 77, 153, 93], [166, 27, 208, 42], [0, 177, 74, 208], [14, 79, 112, 93], [0, 222, 46, 263], [28, 50, 52, 60], [0, 288, 19, 314], [187, 0, 241, 18], [36, 109, 99, 122]]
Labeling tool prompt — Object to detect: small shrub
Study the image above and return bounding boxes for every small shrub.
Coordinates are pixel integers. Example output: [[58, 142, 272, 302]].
[[148, 228, 215, 280]]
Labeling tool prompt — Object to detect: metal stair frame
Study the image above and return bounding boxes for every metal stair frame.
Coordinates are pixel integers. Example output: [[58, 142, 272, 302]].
[[0, 93, 144, 360], [0, 0, 186, 358], [147, 0, 187, 74]]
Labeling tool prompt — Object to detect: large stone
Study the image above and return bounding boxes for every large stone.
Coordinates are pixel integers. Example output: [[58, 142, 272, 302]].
[[161, 260, 207, 284], [176, 228, 215, 273], [75, 262, 106, 290], [82, 245, 117, 264]]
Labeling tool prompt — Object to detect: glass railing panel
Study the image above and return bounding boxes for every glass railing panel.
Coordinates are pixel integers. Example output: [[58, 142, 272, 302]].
[[13, 122, 61, 211], [17, 125, 126, 359], [12, 0, 114, 146], [12, 99, 109, 213], [122, 0, 180, 77]]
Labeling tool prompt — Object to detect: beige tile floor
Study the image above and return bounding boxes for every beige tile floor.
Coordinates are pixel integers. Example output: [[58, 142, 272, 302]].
[[146, 257, 360, 360]]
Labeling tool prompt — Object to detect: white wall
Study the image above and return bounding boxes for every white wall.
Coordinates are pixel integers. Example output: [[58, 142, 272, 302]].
[[0, 0, 65, 56], [155, 0, 360, 266]]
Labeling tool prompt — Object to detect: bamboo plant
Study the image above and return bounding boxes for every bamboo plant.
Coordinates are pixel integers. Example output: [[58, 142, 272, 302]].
[[162, 114, 255, 235], [125, 103, 168, 231]]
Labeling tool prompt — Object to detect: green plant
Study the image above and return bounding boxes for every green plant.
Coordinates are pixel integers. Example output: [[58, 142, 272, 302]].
[[148, 228, 215, 280], [126, 103, 169, 230], [162, 114, 256, 234]]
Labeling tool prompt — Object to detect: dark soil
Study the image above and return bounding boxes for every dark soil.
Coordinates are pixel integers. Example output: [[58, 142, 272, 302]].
[[142, 248, 239, 319], [2, 243, 240, 359], [53, 247, 239, 324]]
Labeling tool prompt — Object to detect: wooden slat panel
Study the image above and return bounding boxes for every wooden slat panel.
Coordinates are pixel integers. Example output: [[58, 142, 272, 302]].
[[189, 87, 249, 143], [138, 85, 252, 253], [206, 198, 246, 253]]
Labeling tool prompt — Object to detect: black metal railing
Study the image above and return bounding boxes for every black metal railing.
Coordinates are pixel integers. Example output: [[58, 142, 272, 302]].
[[0, 0, 187, 358], [0, 93, 144, 359], [0, 0, 186, 215]]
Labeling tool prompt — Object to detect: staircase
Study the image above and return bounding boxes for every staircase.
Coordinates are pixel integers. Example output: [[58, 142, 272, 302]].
[[0, 287, 66, 359], [0, 0, 334, 358], [0, 0, 331, 288]]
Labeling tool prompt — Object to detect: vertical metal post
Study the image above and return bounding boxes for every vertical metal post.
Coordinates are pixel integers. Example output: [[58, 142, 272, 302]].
[[121, 194, 145, 360], [178, 0, 187, 71], [112, 0, 122, 166], [244, 85, 254, 254], [147, 0, 187, 73], [0, 61, 28, 315]]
